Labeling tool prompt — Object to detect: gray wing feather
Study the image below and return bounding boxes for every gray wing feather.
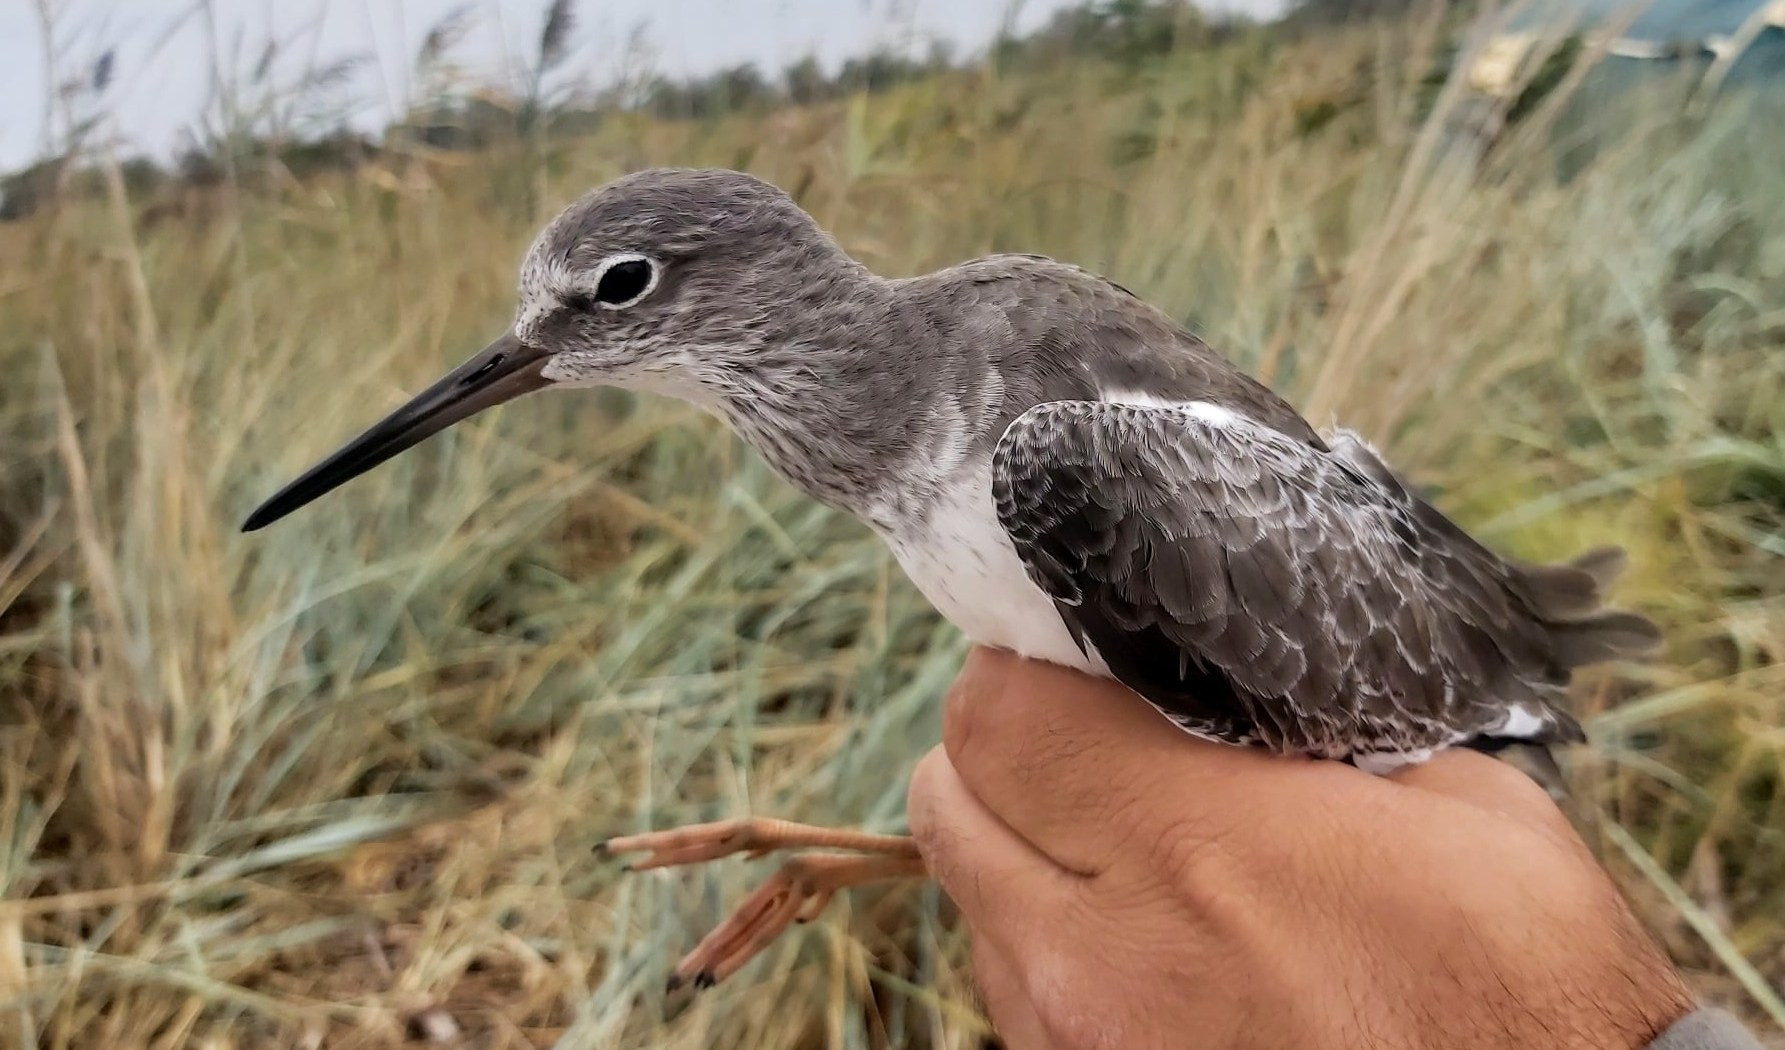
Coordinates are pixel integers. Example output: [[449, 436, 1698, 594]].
[[992, 401, 1659, 758]]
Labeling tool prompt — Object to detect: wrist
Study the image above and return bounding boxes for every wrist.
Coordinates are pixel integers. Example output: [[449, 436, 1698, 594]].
[[1403, 917, 1693, 1049]]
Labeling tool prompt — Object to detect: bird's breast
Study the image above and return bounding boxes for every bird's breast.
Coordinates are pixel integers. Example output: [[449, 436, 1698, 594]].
[[877, 470, 1108, 677]]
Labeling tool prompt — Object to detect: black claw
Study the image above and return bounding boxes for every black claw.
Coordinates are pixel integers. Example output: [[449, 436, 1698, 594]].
[[693, 971, 716, 990], [665, 974, 685, 994], [593, 840, 611, 857], [618, 863, 632, 873]]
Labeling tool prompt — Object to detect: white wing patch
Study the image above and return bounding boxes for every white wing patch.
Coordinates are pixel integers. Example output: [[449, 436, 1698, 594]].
[[1352, 749, 1436, 775], [1101, 389, 1243, 428], [1494, 705, 1550, 740]]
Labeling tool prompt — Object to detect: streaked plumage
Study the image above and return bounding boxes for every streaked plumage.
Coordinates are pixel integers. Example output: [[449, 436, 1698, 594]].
[[246, 167, 1661, 771], [241, 167, 1665, 986], [995, 400, 1653, 765]]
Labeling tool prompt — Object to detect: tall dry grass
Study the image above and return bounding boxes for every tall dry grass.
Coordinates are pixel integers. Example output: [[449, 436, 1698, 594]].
[[1, 18, 1782, 1049]]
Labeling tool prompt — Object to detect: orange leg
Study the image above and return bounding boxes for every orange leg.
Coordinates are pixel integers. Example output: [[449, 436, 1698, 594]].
[[600, 817, 920, 869], [666, 852, 927, 990], [600, 818, 926, 989]]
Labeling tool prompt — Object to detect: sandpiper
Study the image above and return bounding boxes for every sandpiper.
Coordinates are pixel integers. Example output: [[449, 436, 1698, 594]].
[[243, 167, 1659, 988]]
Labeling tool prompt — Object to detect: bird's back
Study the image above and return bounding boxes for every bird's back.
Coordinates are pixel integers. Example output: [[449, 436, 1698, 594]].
[[889, 254, 1658, 766], [908, 253, 1324, 452]]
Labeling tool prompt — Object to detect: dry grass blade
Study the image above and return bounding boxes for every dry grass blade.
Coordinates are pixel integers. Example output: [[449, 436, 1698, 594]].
[[418, 3, 477, 70], [1605, 822, 1785, 1031], [539, 0, 577, 74], [1, 5, 1781, 1046]]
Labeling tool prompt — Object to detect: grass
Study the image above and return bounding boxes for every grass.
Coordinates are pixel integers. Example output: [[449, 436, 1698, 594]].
[[2, 17, 1783, 1049]]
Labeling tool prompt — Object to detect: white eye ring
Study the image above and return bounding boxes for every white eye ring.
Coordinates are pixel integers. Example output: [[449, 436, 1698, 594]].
[[583, 252, 659, 310]]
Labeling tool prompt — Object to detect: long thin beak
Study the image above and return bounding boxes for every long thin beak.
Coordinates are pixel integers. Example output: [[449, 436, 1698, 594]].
[[240, 331, 552, 532]]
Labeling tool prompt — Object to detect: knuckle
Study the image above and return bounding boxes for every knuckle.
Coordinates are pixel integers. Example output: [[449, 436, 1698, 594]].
[[1013, 712, 1109, 787], [1470, 749, 1546, 794], [1452, 751, 1582, 841], [1499, 772, 1576, 833], [1144, 810, 1245, 888], [941, 652, 1011, 771], [904, 749, 951, 844], [944, 650, 1110, 791], [903, 751, 986, 901]]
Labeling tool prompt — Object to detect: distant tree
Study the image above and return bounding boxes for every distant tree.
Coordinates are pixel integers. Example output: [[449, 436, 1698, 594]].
[[0, 159, 66, 222], [1285, 0, 1459, 28], [835, 49, 932, 93], [994, 0, 1214, 72], [1095, 0, 1208, 65], [716, 64, 774, 112], [784, 55, 829, 104]]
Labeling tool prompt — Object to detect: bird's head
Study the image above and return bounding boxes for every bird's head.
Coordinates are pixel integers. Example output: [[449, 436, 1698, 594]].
[[241, 167, 847, 532]]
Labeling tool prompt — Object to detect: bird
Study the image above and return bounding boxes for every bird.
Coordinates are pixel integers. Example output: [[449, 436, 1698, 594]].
[[242, 167, 1660, 989]]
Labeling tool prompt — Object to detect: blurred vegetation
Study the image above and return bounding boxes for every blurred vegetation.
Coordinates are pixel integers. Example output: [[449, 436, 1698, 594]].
[[1, 1, 1782, 1048], [3, 0, 1261, 217]]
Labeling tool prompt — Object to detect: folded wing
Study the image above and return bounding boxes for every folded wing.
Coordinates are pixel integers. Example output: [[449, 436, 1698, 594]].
[[991, 400, 1658, 759]]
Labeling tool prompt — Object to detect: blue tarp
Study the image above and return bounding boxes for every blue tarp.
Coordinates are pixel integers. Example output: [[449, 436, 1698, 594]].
[[1512, 0, 1785, 86], [1512, 0, 1773, 41]]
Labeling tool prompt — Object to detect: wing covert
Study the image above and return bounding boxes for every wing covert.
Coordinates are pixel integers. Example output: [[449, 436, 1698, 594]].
[[991, 400, 1591, 757]]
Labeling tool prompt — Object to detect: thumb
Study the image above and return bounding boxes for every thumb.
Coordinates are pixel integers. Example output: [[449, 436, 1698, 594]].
[[906, 748, 1081, 949]]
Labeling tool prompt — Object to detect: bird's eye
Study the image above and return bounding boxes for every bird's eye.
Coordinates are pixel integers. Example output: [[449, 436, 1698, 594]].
[[596, 258, 653, 305], [580, 253, 657, 309]]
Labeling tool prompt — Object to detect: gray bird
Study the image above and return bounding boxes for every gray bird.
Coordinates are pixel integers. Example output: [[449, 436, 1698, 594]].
[[242, 167, 1659, 986]]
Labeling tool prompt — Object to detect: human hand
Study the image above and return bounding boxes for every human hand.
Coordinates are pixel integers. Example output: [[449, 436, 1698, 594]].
[[907, 648, 1694, 1050]]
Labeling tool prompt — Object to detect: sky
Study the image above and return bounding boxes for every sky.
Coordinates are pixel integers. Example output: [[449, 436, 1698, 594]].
[[0, 0, 1290, 172]]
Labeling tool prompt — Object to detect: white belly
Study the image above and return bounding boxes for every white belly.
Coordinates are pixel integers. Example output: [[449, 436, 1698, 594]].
[[878, 471, 1109, 677]]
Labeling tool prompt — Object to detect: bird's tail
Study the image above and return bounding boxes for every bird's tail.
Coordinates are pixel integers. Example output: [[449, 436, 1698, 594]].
[[1470, 546, 1662, 795], [1329, 432, 1665, 671], [1509, 546, 1664, 670]]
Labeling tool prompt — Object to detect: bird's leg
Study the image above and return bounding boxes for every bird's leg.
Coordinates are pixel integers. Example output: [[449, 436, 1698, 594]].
[[600, 818, 926, 988], [664, 852, 928, 990], [599, 816, 919, 870]]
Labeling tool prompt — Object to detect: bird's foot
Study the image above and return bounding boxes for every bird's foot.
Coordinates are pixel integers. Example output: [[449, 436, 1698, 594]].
[[598, 816, 919, 870], [659, 852, 927, 991], [599, 818, 925, 989]]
